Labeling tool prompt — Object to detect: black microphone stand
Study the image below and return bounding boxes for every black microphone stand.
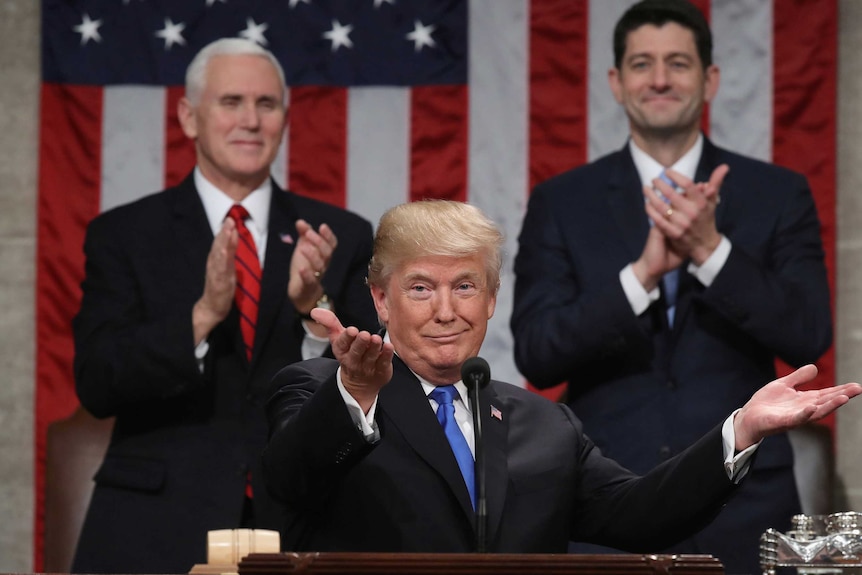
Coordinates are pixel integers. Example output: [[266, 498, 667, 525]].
[[467, 372, 487, 553]]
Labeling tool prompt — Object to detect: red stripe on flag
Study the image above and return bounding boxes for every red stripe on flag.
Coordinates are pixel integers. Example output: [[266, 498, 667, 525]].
[[409, 85, 468, 203], [527, 0, 588, 400], [772, 0, 837, 405], [288, 87, 348, 208], [165, 86, 197, 189], [34, 83, 104, 570]]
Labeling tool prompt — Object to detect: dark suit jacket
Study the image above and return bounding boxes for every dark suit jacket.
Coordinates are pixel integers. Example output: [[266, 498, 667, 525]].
[[511, 137, 832, 571], [71, 173, 378, 574], [263, 356, 738, 554]]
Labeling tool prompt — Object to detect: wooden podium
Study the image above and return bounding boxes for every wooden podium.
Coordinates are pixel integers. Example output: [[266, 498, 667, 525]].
[[236, 552, 724, 574]]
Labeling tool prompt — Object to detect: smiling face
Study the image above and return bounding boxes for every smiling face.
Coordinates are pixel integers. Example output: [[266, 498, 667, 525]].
[[371, 254, 497, 385], [178, 53, 286, 200], [608, 22, 718, 147]]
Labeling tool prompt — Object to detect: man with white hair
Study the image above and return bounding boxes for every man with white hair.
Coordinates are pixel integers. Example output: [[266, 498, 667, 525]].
[[71, 38, 377, 574]]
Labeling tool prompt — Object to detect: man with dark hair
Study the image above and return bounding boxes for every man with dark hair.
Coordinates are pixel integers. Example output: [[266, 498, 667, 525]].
[[512, 0, 832, 573], [71, 38, 378, 574], [263, 200, 854, 563]]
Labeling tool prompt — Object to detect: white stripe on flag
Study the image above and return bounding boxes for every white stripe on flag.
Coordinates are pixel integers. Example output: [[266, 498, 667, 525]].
[[346, 87, 410, 229], [589, 0, 637, 160], [469, 0, 528, 386], [101, 86, 165, 212], [710, 0, 772, 161]]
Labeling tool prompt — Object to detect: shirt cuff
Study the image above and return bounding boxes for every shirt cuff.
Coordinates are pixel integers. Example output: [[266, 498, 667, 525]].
[[194, 339, 209, 374], [620, 264, 660, 316], [301, 321, 330, 360], [687, 236, 731, 287], [336, 366, 380, 442], [722, 408, 761, 482]]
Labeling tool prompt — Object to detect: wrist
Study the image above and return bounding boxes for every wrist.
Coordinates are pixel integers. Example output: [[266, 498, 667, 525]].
[[298, 293, 331, 320]]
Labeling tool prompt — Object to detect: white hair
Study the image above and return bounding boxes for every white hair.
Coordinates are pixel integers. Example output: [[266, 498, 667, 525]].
[[184, 38, 286, 105]]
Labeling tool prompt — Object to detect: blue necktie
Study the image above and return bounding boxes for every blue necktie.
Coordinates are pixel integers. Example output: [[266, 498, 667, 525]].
[[657, 171, 679, 326], [429, 385, 476, 509]]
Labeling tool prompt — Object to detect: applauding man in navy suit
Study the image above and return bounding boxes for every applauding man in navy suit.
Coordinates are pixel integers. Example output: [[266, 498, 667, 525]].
[[72, 38, 377, 574]]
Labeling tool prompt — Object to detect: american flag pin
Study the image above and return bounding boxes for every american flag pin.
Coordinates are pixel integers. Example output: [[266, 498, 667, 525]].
[[280, 232, 294, 244], [490, 405, 502, 421]]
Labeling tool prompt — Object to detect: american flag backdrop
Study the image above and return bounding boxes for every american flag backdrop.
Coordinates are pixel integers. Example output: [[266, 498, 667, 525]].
[[36, 0, 836, 567]]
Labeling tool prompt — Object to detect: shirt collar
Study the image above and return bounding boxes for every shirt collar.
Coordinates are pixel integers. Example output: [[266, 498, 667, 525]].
[[628, 133, 703, 187], [194, 167, 272, 237]]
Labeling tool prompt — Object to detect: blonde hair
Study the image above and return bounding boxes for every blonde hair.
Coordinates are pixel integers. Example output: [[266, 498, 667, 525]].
[[368, 200, 503, 295]]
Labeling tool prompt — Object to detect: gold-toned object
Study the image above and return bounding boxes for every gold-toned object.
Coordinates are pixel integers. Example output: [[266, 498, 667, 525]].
[[190, 528, 280, 575], [665, 207, 674, 218]]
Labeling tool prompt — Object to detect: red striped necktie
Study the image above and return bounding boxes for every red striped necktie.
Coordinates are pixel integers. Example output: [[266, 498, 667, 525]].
[[227, 205, 262, 362]]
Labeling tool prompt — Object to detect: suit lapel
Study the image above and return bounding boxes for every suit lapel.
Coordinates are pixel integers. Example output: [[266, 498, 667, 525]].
[[379, 359, 477, 520], [478, 383, 508, 549], [168, 174, 214, 280], [254, 181, 300, 363], [607, 144, 651, 260]]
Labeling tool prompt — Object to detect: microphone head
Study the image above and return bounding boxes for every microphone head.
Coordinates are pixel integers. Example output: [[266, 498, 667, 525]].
[[461, 356, 491, 390]]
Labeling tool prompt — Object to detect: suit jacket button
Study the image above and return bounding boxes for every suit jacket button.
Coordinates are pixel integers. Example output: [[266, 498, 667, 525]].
[[667, 378, 677, 390], [658, 446, 672, 460]]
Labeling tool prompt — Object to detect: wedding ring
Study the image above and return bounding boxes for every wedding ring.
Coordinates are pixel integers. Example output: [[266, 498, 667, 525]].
[[665, 207, 674, 218], [314, 271, 321, 279]]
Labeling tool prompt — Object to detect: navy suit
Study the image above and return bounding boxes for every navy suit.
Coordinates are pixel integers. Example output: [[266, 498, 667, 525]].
[[71, 173, 378, 574], [263, 356, 738, 554], [511, 137, 832, 574]]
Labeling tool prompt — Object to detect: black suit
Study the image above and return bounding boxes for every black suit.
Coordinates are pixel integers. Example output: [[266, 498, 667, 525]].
[[511, 137, 832, 573], [263, 356, 738, 554], [71, 173, 378, 574]]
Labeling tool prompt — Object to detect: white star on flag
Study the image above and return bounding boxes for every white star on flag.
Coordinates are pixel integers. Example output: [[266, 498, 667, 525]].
[[73, 14, 103, 45], [155, 18, 186, 50], [406, 20, 435, 52], [323, 19, 353, 52], [239, 18, 269, 46]]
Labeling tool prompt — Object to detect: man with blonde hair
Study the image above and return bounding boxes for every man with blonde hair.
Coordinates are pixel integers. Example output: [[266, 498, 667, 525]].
[[263, 200, 857, 556]]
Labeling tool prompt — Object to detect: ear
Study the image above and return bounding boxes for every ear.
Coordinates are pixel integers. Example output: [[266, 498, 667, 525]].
[[177, 96, 197, 139], [608, 67, 624, 104], [704, 64, 720, 103], [370, 284, 389, 325]]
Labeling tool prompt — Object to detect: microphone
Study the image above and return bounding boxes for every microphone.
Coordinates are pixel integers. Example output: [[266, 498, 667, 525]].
[[461, 356, 490, 553]]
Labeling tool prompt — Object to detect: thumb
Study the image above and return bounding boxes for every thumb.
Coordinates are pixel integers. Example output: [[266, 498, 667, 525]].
[[310, 307, 343, 336]]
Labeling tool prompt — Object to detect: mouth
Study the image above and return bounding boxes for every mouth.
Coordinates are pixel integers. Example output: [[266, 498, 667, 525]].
[[427, 333, 462, 344]]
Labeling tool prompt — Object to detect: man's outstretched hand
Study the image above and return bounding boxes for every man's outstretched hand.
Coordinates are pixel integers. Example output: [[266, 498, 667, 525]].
[[734, 364, 862, 451], [310, 308, 394, 413]]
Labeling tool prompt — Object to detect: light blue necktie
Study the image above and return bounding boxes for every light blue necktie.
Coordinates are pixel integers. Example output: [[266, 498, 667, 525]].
[[657, 171, 679, 326], [429, 385, 476, 509]]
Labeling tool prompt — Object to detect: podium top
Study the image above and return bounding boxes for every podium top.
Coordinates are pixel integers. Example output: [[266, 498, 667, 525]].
[[236, 552, 724, 575]]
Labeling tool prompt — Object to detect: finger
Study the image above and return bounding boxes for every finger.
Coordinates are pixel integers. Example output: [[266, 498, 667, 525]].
[[663, 168, 694, 191], [318, 223, 338, 251], [708, 164, 730, 191], [310, 307, 343, 334], [781, 364, 819, 390], [295, 218, 313, 236]]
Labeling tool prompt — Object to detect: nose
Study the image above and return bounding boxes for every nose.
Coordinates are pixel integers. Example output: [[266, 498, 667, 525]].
[[239, 102, 261, 130], [433, 291, 457, 323], [651, 62, 670, 90]]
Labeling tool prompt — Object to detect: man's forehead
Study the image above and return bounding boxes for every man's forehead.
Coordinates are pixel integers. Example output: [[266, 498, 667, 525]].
[[623, 22, 699, 58], [398, 255, 484, 278]]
